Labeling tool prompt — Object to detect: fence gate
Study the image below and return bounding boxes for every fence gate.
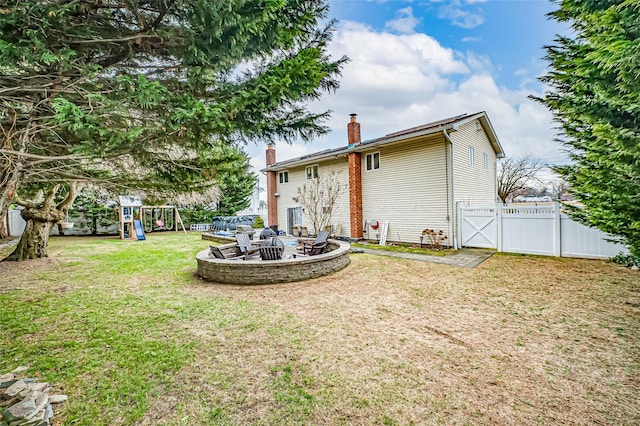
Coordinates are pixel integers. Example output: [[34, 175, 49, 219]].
[[458, 202, 627, 259], [458, 205, 497, 249]]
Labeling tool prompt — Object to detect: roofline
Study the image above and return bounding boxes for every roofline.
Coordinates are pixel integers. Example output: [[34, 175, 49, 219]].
[[261, 111, 504, 172], [453, 111, 505, 158]]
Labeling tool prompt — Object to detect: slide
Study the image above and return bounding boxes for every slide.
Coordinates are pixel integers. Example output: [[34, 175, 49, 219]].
[[133, 220, 146, 241]]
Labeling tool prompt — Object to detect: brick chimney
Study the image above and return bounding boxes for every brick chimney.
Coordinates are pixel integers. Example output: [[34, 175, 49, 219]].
[[266, 144, 278, 229], [347, 114, 363, 238], [347, 113, 361, 145]]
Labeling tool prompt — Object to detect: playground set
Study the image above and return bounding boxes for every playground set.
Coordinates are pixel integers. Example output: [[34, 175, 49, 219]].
[[117, 196, 186, 240]]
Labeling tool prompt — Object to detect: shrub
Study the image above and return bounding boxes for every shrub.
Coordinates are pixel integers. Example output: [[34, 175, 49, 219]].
[[252, 216, 265, 229], [178, 207, 215, 226], [611, 252, 640, 268], [421, 228, 448, 250]]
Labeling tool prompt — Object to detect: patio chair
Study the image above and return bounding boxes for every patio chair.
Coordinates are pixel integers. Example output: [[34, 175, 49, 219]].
[[324, 225, 334, 238], [209, 246, 244, 260], [296, 241, 328, 257], [259, 237, 285, 261], [235, 233, 260, 259], [298, 230, 330, 255], [209, 245, 226, 259], [299, 226, 310, 238]]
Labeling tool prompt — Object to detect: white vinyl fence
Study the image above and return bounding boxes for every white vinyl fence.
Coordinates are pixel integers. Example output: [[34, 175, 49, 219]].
[[459, 202, 627, 259], [3, 209, 119, 237], [3, 209, 26, 237]]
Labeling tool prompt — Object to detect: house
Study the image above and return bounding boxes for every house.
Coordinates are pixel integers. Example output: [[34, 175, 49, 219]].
[[262, 111, 504, 248]]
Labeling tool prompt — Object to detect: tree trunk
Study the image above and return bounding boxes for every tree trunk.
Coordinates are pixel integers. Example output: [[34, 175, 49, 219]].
[[7, 205, 62, 260], [1, 113, 32, 239], [7, 182, 80, 261], [0, 179, 19, 239], [0, 209, 7, 240]]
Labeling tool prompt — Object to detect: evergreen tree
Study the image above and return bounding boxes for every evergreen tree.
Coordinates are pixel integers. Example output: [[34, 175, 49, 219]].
[[206, 143, 257, 216], [534, 0, 640, 256], [0, 1, 345, 259]]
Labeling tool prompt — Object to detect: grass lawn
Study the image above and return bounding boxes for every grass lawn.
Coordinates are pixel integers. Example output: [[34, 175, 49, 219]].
[[351, 242, 454, 257], [1, 232, 639, 425]]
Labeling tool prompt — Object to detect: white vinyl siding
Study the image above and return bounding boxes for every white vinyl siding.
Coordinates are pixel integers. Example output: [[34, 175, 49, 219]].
[[452, 119, 498, 206], [276, 159, 350, 237], [361, 136, 451, 245]]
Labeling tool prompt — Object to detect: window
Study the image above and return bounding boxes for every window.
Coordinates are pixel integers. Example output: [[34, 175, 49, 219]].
[[483, 153, 489, 170], [365, 152, 380, 171], [306, 164, 319, 180], [469, 146, 475, 166], [278, 171, 288, 184]]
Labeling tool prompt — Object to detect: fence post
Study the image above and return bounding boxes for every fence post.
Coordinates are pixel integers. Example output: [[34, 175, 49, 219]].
[[457, 203, 463, 249], [554, 201, 561, 257], [496, 203, 503, 252]]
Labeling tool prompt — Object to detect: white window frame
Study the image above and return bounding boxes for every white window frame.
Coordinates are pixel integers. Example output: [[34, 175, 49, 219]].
[[365, 152, 380, 171], [469, 146, 475, 166], [306, 164, 319, 180], [483, 153, 488, 170], [278, 171, 289, 184]]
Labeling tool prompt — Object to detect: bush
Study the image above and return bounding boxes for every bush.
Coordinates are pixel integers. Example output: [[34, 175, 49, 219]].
[[178, 207, 215, 226], [421, 228, 448, 250], [252, 216, 265, 229], [611, 252, 640, 268]]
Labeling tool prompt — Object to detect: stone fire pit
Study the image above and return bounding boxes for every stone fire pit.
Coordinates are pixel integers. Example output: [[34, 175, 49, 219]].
[[196, 237, 350, 285]]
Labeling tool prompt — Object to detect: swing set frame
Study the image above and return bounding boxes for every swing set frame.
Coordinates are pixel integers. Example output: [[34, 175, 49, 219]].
[[117, 199, 187, 240]]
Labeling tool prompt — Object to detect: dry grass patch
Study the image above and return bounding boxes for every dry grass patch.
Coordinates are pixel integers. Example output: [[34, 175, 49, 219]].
[[177, 253, 639, 425], [1, 234, 638, 425]]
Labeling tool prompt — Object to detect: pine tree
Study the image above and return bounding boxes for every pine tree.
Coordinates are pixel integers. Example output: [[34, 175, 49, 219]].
[[206, 143, 257, 216], [0, 1, 345, 259], [534, 0, 640, 256]]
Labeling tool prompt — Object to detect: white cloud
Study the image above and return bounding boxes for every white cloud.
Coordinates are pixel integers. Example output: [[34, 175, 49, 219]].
[[437, 1, 484, 29], [461, 36, 481, 43], [385, 7, 421, 34], [465, 51, 493, 73], [336, 21, 469, 75], [248, 17, 564, 198]]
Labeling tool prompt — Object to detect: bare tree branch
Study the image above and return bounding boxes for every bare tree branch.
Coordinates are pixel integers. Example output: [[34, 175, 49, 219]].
[[292, 170, 345, 234], [497, 155, 544, 203]]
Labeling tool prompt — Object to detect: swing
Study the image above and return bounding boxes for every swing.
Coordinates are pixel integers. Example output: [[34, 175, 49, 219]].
[[60, 212, 74, 230], [143, 209, 154, 232], [163, 208, 176, 231], [154, 208, 165, 230]]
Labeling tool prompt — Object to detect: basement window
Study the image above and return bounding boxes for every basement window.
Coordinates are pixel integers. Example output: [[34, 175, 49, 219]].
[[365, 152, 380, 171], [279, 171, 289, 184], [306, 164, 319, 180]]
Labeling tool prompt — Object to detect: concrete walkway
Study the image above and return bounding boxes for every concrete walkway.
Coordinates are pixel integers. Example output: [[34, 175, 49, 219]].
[[277, 235, 494, 268], [353, 247, 495, 268]]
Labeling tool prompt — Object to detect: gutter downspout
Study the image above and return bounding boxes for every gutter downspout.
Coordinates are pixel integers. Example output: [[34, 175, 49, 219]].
[[443, 129, 457, 249]]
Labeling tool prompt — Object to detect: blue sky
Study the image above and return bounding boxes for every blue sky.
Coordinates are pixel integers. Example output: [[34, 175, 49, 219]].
[[331, 0, 561, 88], [248, 0, 568, 186]]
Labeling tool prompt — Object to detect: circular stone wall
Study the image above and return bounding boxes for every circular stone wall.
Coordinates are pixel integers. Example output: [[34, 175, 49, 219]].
[[196, 240, 350, 285]]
